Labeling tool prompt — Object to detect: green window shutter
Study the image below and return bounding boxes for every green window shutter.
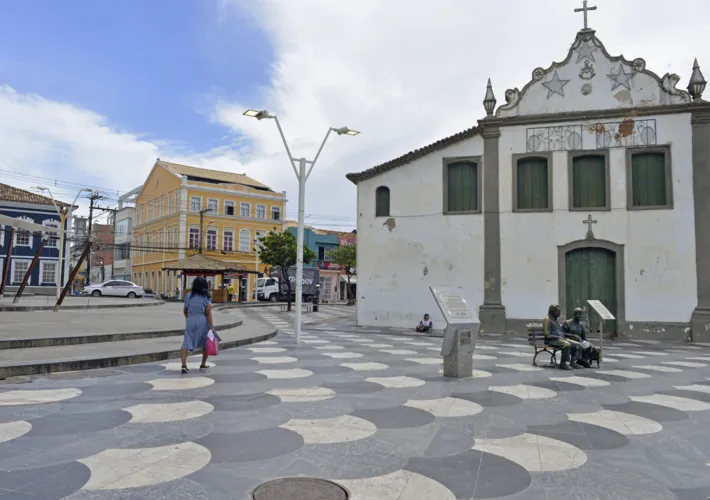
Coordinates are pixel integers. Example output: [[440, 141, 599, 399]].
[[447, 162, 477, 212], [517, 157, 549, 210], [375, 186, 390, 217], [572, 155, 606, 208], [631, 153, 666, 207]]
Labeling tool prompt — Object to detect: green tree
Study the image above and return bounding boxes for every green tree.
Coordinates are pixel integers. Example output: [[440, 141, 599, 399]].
[[256, 231, 316, 311], [327, 244, 357, 305]]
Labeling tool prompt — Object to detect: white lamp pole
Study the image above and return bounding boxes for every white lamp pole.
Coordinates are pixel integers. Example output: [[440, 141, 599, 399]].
[[35, 187, 91, 299], [243, 109, 359, 343]]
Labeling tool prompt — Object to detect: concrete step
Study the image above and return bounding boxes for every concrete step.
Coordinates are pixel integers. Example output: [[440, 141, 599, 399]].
[[0, 319, 244, 349], [0, 321, 277, 379]]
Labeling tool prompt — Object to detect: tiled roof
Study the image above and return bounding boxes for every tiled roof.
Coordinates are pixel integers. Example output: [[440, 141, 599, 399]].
[[164, 254, 246, 272], [158, 160, 273, 191], [345, 126, 481, 184], [283, 220, 355, 236], [0, 183, 73, 208]]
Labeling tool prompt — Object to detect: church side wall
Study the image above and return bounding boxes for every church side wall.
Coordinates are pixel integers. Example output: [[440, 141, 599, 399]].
[[499, 113, 697, 336], [356, 137, 485, 329]]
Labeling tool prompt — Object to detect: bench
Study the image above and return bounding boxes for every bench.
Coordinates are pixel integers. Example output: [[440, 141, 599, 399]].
[[527, 322, 561, 367]]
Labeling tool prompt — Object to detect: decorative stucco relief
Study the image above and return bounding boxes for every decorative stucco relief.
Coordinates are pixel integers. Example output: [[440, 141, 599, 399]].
[[525, 118, 656, 152], [594, 119, 656, 148], [526, 125, 583, 152], [497, 30, 691, 118]]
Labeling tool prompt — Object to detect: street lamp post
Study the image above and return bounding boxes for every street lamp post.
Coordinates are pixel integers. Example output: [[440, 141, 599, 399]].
[[35, 187, 91, 299], [243, 109, 359, 343]]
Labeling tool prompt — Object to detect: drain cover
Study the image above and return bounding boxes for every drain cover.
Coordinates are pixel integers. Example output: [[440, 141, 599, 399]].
[[252, 477, 348, 500]]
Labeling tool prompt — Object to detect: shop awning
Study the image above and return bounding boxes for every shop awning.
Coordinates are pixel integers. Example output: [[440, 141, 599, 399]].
[[340, 275, 357, 285]]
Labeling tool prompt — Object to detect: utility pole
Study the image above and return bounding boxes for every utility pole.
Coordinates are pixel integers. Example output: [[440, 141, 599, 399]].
[[86, 191, 103, 284], [198, 207, 211, 254]]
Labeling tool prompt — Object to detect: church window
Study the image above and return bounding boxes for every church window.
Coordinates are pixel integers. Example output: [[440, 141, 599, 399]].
[[375, 186, 390, 217], [514, 154, 551, 211], [444, 158, 481, 214], [569, 152, 609, 211], [626, 147, 672, 210]]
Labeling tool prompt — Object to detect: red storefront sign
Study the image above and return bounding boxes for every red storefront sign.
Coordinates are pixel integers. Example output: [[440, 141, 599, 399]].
[[317, 261, 342, 271]]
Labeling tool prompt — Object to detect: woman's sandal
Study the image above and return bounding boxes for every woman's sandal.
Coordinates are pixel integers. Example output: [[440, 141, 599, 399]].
[[181, 365, 189, 374]]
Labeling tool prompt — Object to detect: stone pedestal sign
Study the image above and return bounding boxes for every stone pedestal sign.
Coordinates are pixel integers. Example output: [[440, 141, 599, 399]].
[[430, 286, 480, 378]]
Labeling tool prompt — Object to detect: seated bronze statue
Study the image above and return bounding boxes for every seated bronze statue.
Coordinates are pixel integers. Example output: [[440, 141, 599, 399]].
[[542, 304, 589, 370], [562, 308, 594, 368]]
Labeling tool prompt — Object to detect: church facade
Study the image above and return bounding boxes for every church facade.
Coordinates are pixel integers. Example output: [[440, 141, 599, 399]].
[[346, 21, 710, 341]]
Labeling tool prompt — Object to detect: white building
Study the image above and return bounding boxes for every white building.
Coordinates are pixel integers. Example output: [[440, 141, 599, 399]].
[[347, 17, 710, 341], [113, 186, 140, 281]]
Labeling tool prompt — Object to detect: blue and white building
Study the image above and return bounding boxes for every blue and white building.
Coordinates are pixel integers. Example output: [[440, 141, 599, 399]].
[[0, 183, 74, 295]]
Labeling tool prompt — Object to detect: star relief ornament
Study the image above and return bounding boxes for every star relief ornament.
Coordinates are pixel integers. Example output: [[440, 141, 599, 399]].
[[607, 64, 635, 91], [575, 40, 598, 63], [542, 70, 570, 98]]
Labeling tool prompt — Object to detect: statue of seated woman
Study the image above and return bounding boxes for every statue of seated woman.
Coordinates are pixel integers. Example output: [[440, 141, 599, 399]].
[[562, 308, 594, 368]]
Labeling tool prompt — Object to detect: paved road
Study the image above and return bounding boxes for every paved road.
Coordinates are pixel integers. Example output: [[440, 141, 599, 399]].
[[0, 323, 708, 499]]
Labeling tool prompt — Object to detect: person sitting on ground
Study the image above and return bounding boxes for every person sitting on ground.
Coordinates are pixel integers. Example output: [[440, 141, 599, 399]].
[[543, 304, 582, 370], [416, 314, 433, 332], [563, 308, 594, 368]]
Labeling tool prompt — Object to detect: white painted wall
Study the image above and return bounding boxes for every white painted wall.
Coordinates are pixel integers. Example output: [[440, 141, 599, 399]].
[[356, 136, 485, 328], [496, 34, 689, 119], [499, 112, 697, 323]]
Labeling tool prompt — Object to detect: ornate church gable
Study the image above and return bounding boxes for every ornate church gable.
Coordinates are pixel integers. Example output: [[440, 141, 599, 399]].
[[495, 4, 693, 119]]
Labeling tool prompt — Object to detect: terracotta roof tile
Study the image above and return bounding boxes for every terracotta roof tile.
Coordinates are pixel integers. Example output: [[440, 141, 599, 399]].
[[164, 254, 246, 272], [345, 126, 481, 184], [0, 183, 72, 208], [158, 160, 273, 191]]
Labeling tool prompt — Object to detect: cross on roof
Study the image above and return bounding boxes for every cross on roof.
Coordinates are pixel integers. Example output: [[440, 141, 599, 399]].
[[574, 0, 597, 30], [583, 214, 597, 238]]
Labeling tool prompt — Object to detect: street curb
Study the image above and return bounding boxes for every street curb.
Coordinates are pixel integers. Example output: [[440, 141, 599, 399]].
[[0, 319, 244, 350], [0, 300, 166, 312], [0, 326, 277, 379]]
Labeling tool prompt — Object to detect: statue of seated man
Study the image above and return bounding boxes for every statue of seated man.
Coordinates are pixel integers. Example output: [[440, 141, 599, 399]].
[[562, 308, 593, 368], [543, 304, 583, 370]]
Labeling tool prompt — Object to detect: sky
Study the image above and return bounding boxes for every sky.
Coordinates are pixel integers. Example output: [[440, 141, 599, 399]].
[[0, 0, 708, 228]]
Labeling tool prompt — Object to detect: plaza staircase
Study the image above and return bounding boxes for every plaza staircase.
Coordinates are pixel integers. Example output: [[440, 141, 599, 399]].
[[0, 302, 277, 379]]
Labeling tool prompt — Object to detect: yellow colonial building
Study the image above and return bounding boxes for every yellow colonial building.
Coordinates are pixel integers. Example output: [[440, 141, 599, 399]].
[[131, 159, 286, 300]]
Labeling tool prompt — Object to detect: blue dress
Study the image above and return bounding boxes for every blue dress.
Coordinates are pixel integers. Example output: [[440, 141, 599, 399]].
[[182, 293, 211, 351]]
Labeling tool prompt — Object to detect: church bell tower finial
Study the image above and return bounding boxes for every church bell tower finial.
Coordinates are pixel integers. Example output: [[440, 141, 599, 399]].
[[688, 58, 707, 102], [483, 79, 497, 116], [574, 1, 597, 31]]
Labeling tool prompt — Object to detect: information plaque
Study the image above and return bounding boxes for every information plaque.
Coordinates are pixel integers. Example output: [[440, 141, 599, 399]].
[[430, 287, 478, 325], [587, 300, 615, 321]]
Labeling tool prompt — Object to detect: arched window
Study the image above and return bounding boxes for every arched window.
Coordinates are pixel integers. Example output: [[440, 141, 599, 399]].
[[375, 186, 390, 217]]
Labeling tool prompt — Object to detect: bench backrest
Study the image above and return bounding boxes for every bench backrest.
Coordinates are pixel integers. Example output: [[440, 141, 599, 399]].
[[526, 322, 544, 345]]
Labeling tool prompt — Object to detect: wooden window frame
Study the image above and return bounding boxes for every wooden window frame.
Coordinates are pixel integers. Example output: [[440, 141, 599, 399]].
[[625, 145, 674, 211], [375, 186, 390, 217], [567, 150, 611, 212], [442, 156, 482, 215], [512, 152, 553, 213]]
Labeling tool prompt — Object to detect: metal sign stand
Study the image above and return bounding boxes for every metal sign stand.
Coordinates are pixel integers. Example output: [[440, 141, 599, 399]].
[[587, 299, 615, 368]]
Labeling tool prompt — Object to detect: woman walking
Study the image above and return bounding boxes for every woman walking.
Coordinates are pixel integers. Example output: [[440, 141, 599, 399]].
[[180, 277, 218, 374]]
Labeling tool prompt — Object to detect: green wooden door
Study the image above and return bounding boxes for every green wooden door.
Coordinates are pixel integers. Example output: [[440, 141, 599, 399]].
[[565, 248, 616, 333]]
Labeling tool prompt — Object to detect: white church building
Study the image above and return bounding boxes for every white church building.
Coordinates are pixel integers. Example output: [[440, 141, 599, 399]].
[[346, 8, 710, 341]]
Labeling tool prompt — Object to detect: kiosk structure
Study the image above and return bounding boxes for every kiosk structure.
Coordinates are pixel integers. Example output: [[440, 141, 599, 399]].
[[429, 286, 480, 378]]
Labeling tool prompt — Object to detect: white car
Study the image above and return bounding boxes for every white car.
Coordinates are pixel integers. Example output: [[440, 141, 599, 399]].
[[83, 280, 144, 298]]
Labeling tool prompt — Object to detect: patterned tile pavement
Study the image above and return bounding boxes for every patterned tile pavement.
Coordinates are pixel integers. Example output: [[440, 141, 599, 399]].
[[1, 315, 710, 499]]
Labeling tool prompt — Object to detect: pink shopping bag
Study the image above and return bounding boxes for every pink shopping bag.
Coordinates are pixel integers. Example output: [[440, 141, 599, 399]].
[[205, 330, 219, 356]]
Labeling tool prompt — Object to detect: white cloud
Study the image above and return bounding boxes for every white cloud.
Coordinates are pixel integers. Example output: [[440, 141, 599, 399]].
[[1, 0, 708, 228], [216, 0, 710, 225]]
